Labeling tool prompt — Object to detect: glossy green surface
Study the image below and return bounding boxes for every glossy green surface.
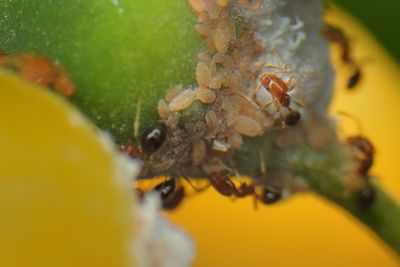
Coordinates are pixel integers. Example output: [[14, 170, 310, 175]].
[[0, 0, 203, 143]]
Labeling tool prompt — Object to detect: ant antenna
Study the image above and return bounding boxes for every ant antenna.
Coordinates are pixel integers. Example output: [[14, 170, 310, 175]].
[[337, 110, 364, 134]]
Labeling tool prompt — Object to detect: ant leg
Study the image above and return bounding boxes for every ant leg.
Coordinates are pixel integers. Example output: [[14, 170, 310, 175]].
[[231, 90, 261, 110], [181, 175, 210, 192], [292, 99, 305, 108], [251, 83, 263, 99]]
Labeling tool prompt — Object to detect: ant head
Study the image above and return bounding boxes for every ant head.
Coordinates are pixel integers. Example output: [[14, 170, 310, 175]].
[[279, 93, 291, 107]]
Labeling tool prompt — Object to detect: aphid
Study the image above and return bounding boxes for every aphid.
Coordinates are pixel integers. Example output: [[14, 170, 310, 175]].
[[261, 186, 282, 204], [321, 24, 362, 89], [140, 123, 167, 153], [357, 184, 375, 211], [347, 135, 375, 176], [0, 52, 75, 96], [152, 179, 185, 210], [254, 64, 303, 124], [284, 110, 301, 126]]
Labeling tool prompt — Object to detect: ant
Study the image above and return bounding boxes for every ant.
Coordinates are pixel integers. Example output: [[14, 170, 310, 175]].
[[347, 135, 375, 177], [0, 52, 75, 96], [210, 172, 255, 197], [151, 178, 185, 210], [252, 64, 303, 126], [338, 111, 375, 177], [210, 172, 282, 205], [321, 24, 362, 90]]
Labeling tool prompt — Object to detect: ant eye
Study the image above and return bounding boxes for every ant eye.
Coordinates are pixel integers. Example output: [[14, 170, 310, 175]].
[[285, 110, 301, 126], [262, 188, 281, 204], [141, 123, 167, 153]]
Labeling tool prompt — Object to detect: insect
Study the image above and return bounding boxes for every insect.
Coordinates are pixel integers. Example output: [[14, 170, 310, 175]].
[[253, 64, 303, 126], [321, 24, 362, 90], [347, 135, 375, 176], [152, 178, 185, 210], [0, 52, 75, 96], [140, 123, 167, 153], [210, 172, 255, 198], [356, 184, 375, 211], [210, 172, 282, 206]]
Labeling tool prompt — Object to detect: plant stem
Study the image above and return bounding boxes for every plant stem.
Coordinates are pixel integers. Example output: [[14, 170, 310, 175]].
[[233, 128, 400, 256]]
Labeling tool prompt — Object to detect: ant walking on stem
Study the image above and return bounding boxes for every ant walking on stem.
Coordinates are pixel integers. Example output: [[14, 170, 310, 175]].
[[252, 64, 303, 127]]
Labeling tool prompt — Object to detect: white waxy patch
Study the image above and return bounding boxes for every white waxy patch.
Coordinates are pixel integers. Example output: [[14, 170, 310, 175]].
[[196, 62, 212, 87], [212, 139, 230, 152], [169, 89, 196, 112], [196, 87, 216, 104], [233, 115, 263, 137]]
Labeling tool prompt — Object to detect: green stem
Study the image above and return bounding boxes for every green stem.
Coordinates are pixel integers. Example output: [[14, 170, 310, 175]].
[[234, 130, 400, 256]]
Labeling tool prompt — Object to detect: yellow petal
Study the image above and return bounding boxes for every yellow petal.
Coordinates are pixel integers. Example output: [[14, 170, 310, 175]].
[[0, 72, 135, 267]]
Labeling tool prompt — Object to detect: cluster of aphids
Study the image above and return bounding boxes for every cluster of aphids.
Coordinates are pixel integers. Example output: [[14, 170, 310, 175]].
[[321, 24, 362, 90], [347, 135, 376, 211], [0, 52, 75, 96]]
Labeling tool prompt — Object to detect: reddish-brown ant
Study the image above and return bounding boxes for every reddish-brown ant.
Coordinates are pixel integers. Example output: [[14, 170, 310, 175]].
[[252, 64, 303, 126], [321, 24, 362, 90], [210, 172, 282, 205], [210, 172, 256, 198], [0, 52, 75, 96], [347, 135, 375, 177]]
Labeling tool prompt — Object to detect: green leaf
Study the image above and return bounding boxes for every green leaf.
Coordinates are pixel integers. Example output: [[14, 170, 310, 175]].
[[0, 0, 203, 143], [332, 0, 400, 63]]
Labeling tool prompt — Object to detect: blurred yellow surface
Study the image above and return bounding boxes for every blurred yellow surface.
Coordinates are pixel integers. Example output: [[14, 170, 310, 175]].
[[166, 8, 400, 267], [0, 73, 134, 267]]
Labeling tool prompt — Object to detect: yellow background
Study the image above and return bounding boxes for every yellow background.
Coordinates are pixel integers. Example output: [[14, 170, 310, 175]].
[[166, 8, 400, 267]]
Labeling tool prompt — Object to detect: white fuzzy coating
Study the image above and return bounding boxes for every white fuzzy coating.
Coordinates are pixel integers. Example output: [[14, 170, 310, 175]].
[[237, 0, 334, 119], [133, 194, 196, 267]]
